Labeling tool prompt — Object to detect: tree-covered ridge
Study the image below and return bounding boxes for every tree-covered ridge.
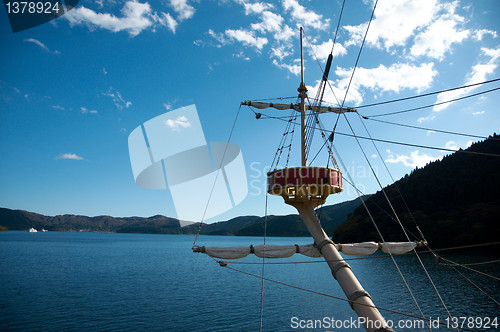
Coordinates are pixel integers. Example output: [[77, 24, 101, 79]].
[[0, 197, 364, 236], [333, 133, 500, 249]]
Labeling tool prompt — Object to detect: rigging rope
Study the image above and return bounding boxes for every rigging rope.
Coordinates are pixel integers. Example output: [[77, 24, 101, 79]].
[[192, 105, 242, 247], [361, 116, 500, 141], [338, 114, 434, 329], [368, 86, 500, 118], [346, 113, 457, 329], [438, 256, 500, 282], [355, 78, 500, 109], [260, 114, 500, 158], [221, 264, 478, 332], [447, 266, 500, 307], [340, 0, 378, 107]]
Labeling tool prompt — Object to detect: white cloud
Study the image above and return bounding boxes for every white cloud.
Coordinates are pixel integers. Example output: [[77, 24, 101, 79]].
[[165, 116, 191, 131], [473, 29, 498, 41], [344, 0, 439, 49], [242, 1, 273, 15], [434, 46, 500, 111], [472, 110, 485, 116], [270, 46, 290, 61], [385, 150, 440, 168], [24, 38, 60, 54], [309, 39, 347, 61], [208, 29, 227, 46], [57, 153, 84, 160], [444, 140, 472, 151], [410, 15, 470, 60], [272, 59, 301, 76], [51, 105, 65, 110], [163, 103, 172, 110], [282, 0, 329, 31], [325, 62, 437, 105], [417, 115, 436, 123], [251, 11, 282, 34], [81, 106, 98, 114], [345, 0, 469, 61], [225, 28, 268, 50], [64, 1, 159, 37], [168, 0, 195, 21], [445, 141, 458, 150], [162, 12, 178, 33], [233, 51, 251, 61]]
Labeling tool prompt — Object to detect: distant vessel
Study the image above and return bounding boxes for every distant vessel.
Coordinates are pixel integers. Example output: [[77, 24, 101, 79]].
[[28, 227, 37, 233], [41, 228, 48, 232]]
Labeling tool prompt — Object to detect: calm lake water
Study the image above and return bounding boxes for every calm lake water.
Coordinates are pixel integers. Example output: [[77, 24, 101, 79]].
[[0, 231, 498, 331]]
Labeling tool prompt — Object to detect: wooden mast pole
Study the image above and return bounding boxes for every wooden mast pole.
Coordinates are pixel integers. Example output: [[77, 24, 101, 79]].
[[298, 27, 308, 167], [293, 27, 394, 332]]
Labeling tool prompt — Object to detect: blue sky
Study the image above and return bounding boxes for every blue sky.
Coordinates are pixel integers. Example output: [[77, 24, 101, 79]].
[[1, 0, 499, 222]]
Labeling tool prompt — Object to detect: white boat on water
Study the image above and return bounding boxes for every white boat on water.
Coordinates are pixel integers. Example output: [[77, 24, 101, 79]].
[[28, 227, 37, 232], [41, 228, 48, 232]]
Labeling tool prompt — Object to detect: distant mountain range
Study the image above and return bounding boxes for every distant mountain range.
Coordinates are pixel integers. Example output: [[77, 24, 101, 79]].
[[2, 133, 499, 247], [0, 197, 365, 236]]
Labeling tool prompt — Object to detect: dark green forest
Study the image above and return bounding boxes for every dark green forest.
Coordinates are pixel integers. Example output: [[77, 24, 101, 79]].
[[334, 133, 500, 248]]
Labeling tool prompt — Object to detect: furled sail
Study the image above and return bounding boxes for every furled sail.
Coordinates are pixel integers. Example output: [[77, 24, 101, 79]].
[[193, 241, 426, 260], [241, 101, 357, 114]]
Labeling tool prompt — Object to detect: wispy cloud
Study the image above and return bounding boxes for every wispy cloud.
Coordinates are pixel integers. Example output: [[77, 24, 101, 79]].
[[165, 116, 191, 131], [386, 150, 441, 168], [81, 106, 98, 114], [24, 38, 60, 54], [308, 39, 347, 62], [473, 29, 498, 41], [312, 62, 437, 105], [344, 0, 438, 49], [434, 46, 500, 111], [272, 59, 301, 76], [56, 153, 84, 160], [410, 2, 470, 60], [168, 0, 195, 21], [225, 28, 268, 50], [208, 0, 324, 67], [282, 0, 329, 31], [102, 87, 132, 110], [417, 114, 436, 123], [472, 110, 485, 116], [51, 105, 65, 110], [64, 1, 173, 37]]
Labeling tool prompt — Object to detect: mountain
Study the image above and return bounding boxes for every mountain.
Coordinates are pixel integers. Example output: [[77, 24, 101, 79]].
[[0, 209, 182, 234], [0, 197, 364, 236], [333, 133, 500, 249]]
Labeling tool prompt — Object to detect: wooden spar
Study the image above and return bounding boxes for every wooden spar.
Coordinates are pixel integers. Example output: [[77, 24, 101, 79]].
[[286, 27, 394, 332]]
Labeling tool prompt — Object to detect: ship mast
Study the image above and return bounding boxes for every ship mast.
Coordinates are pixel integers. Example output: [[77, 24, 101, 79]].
[[287, 27, 393, 332], [299, 27, 308, 167]]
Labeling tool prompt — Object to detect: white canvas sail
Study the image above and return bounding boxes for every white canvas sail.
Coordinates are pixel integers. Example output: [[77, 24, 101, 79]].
[[194, 241, 425, 260]]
